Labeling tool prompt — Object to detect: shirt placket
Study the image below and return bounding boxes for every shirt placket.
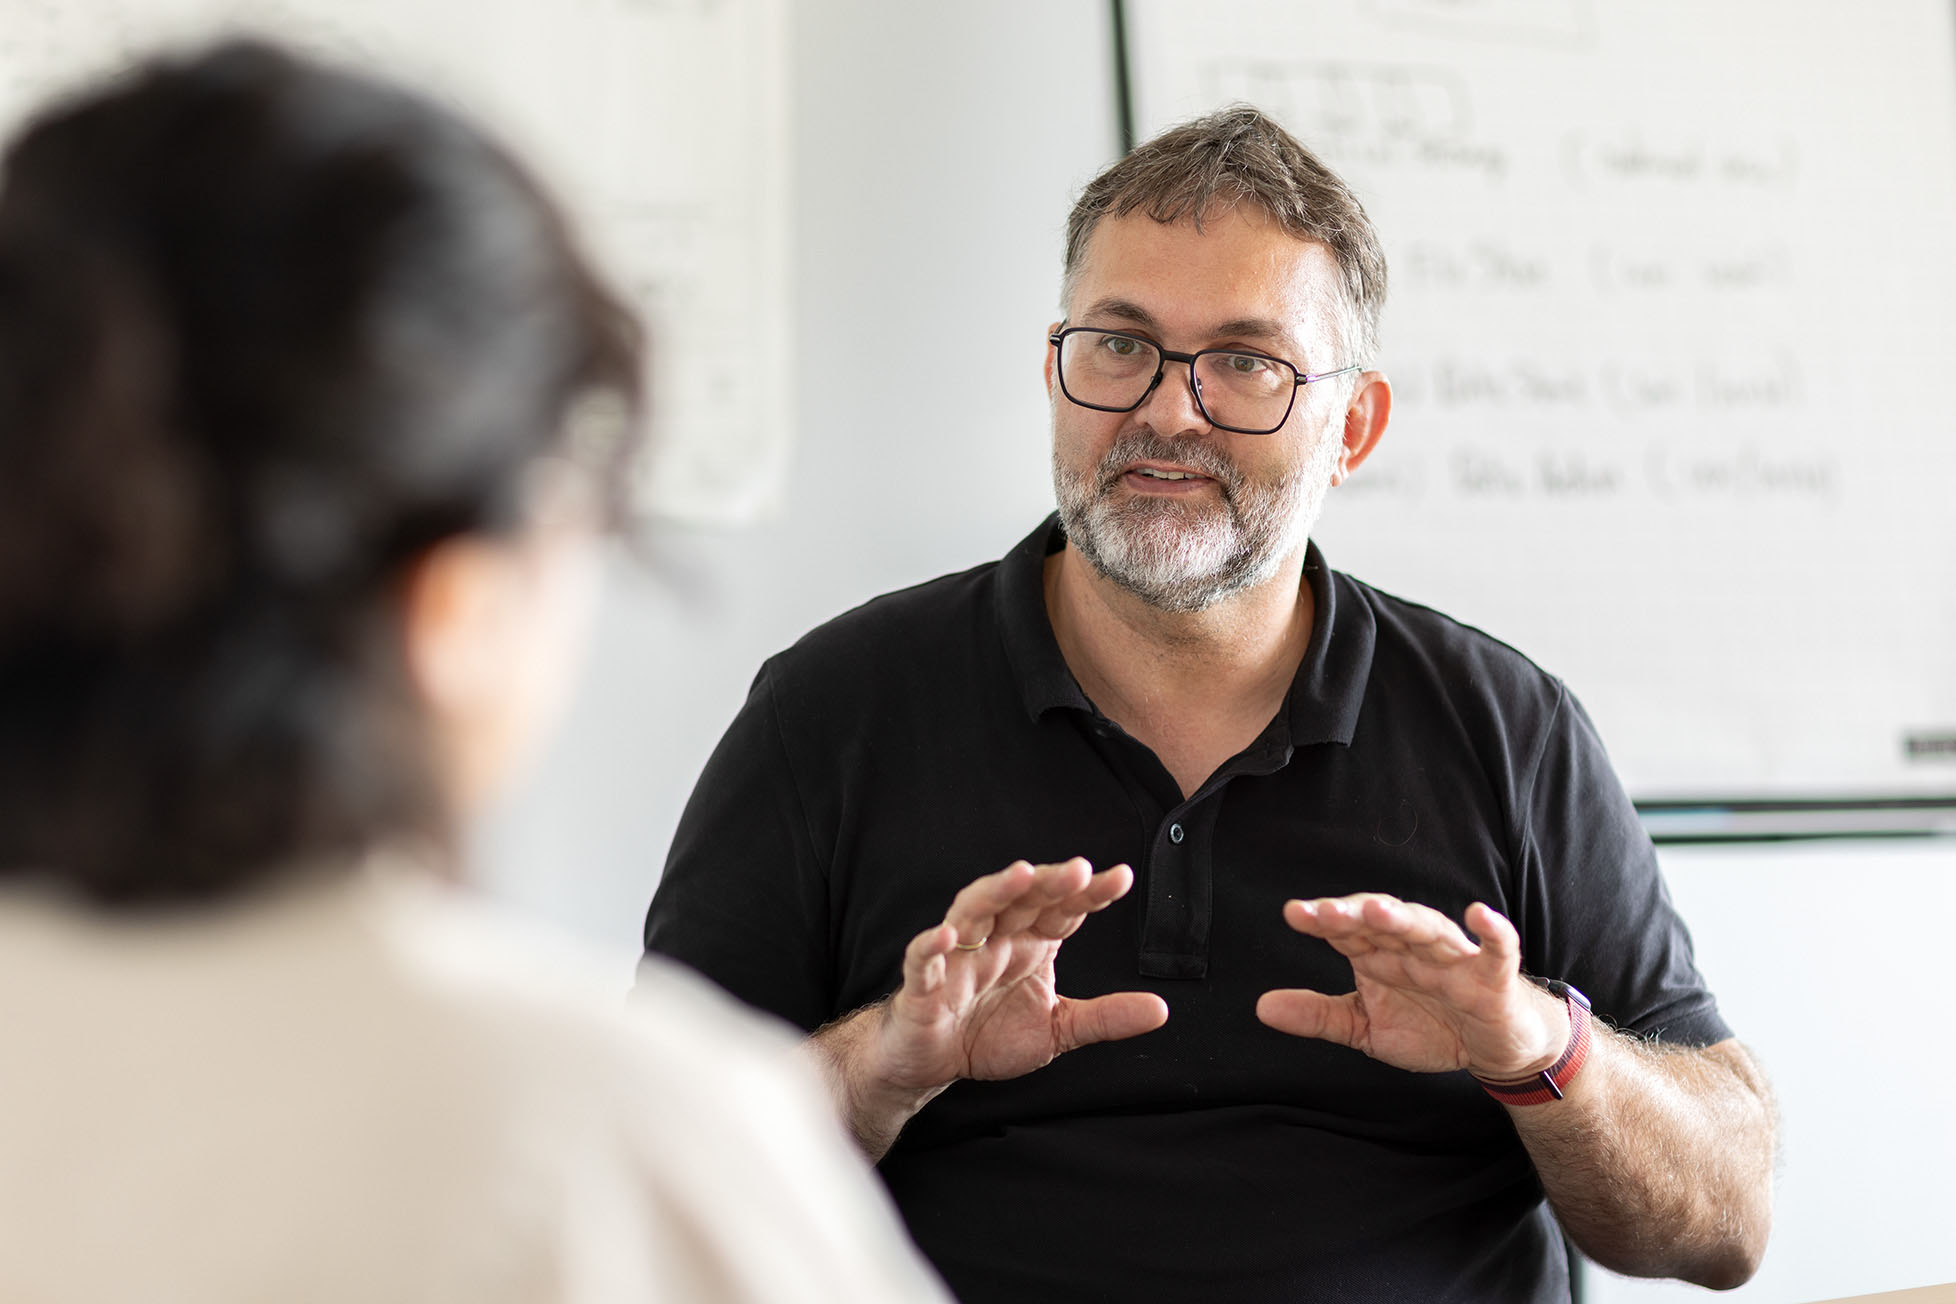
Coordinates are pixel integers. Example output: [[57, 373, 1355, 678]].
[[1073, 707, 1296, 982], [1137, 795, 1220, 980]]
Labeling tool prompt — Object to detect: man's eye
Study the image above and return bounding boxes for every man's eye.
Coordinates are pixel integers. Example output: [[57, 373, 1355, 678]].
[[1225, 353, 1271, 374], [1100, 334, 1144, 356]]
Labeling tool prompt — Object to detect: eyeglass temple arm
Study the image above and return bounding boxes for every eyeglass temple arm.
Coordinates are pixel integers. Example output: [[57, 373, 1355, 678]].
[[1296, 363, 1365, 387]]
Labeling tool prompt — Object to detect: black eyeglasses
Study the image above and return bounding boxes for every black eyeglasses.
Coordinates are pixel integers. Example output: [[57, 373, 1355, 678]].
[[1048, 326, 1360, 435]]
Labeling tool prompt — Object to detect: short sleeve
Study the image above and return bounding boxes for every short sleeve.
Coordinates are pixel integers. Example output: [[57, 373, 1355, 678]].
[[1510, 683, 1733, 1046], [641, 664, 835, 1032]]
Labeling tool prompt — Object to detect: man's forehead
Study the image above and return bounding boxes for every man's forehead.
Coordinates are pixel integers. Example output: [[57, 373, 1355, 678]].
[[1067, 210, 1343, 346], [1073, 295, 1297, 348]]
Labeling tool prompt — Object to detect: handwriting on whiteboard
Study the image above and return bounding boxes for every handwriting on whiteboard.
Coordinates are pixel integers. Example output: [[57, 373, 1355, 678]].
[[1360, 0, 1597, 49]]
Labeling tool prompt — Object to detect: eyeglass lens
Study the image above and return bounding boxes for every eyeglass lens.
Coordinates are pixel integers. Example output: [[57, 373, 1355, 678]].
[[1058, 330, 1295, 432]]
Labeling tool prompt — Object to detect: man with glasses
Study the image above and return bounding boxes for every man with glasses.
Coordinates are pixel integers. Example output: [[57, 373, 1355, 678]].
[[644, 107, 1775, 1303]]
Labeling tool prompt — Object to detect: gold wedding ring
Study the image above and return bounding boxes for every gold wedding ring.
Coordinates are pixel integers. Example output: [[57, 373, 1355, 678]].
[[954, 937, 988, 951]]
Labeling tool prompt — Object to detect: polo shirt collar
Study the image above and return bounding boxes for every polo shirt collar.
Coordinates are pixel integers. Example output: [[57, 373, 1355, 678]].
[[995, 515, 1094, 718], [993, 513, 1375, 747]]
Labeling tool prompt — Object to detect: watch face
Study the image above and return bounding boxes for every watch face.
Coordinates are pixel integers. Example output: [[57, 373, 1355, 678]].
[[1545, 979, 1593, 1010]]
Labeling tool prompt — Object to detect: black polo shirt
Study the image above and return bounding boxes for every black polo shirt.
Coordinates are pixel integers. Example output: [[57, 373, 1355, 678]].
[[644, 514, 1729, 1304]]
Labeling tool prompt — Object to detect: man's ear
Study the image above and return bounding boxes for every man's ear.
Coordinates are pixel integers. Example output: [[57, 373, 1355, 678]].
[[399, 536, 514, 722], [394, 505, 602, 817], [1332, 371, 1392, 485], [1043, 321, 1062, 395]]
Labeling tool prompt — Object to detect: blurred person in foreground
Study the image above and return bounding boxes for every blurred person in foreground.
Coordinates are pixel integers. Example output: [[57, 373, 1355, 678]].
[[0, 40, 945, 1303]]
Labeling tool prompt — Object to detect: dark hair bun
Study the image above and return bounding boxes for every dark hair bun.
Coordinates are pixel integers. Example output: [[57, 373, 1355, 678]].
[[0, 40, 643, 905], [0, 223, 214, 643]]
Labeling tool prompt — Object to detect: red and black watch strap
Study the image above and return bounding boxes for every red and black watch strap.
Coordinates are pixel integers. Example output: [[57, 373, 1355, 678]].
[[1473, 980, 1593, 1106]]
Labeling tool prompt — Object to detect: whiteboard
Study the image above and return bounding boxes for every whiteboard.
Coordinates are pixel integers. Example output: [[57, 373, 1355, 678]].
[[1127, 0, 1956, 801], [0, 0, 791, 525]]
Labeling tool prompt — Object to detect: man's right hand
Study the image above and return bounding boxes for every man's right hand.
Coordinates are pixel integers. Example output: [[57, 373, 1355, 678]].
[[806, 857, 1169, 1160]]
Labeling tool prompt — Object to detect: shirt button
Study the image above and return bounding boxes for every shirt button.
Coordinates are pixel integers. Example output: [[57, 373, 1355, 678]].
[[1169, 823, 1185, 844]]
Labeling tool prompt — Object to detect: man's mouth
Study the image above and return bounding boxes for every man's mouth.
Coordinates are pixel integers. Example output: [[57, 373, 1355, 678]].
[[1116, 461, 1222, 495], [1093, 439, 1235, 499]]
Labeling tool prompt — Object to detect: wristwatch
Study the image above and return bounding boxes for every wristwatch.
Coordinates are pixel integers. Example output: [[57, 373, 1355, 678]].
[[1472, 979, 1593, 1106]]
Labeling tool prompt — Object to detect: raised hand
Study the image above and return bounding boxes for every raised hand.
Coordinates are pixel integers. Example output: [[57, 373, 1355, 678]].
[[880, 857, 1168, 1086], [1254, 894, 1566, 1080], [811, 858, 1168, 1158]]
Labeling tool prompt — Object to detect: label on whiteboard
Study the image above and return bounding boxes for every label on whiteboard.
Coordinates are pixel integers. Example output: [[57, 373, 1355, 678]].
[[1904, 734, 1956, 763]]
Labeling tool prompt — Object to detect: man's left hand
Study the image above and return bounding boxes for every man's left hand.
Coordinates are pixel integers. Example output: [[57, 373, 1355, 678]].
[[1255, 894, 1567, 1080]]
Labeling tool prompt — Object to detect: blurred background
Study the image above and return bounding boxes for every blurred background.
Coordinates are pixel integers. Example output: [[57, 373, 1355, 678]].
[[3, 3, 1952, 1300]]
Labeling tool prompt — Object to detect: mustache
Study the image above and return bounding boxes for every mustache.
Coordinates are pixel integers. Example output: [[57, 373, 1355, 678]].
[[1094, 430, 1242, 496]]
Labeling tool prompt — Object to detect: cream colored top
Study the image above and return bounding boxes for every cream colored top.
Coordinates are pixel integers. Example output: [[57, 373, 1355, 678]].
[[0, 862, 947, 1303]]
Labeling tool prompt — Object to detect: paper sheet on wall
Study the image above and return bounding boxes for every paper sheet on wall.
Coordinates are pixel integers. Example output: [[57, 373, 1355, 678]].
[[0, 0, 792, 524]]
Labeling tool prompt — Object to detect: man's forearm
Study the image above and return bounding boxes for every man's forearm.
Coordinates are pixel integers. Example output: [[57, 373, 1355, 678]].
[[804, 1002, 950, 1162], [1511, 1034, 1775, 1289]]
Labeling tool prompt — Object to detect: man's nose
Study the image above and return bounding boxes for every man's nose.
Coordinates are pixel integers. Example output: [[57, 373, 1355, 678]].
[[1136, 358, 1213, 436]]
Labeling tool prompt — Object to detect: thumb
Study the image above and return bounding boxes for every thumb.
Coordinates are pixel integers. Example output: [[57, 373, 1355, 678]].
[[1054, 991, 1169, 1052], [1257, 988, 1363, 1046]]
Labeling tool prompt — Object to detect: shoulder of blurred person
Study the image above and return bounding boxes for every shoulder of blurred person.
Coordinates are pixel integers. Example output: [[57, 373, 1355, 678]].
[[0, 36, 946, 1304], [0, 853, 947, 1303]]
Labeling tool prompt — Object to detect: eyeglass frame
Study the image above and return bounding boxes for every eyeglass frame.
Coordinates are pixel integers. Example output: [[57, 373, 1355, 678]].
[[1047, 325, 1363, 435]]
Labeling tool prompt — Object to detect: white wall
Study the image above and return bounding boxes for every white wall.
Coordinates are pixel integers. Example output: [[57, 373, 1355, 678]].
[[1588, 843, 1956, 1303], [470, 0, 1120, 951], [473, 5, 1956, 1301]]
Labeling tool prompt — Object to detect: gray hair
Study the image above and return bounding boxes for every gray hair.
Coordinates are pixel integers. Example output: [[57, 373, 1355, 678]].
[[1062, 104, 1387, 365]]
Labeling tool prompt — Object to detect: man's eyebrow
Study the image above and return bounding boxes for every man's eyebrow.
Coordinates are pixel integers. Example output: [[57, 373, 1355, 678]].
[[1208, 317, 1290, 345], [1075, 301, 1294, 349], [1077, 298, 1160, 329]]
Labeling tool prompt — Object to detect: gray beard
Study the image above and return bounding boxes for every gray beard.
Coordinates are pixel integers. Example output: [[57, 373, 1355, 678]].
[[1052, 429, 1339, 613]]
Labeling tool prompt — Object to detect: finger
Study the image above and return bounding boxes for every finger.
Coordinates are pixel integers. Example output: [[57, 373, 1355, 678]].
[[1282, 893, 1400, 936], [1293, 893, 1422, 936], [1024, 856, 1098, 904], [1464, 901, 1522, 981], [1025, 863, 1135, 940], [1053, 990, 1169, 1052], [942, 860, 1041, 946], [1256, 988, 1364, 1046], [1084, 862, 1135, 906], [1285, 895, 1475, 963], [899, 922, 956, 997], [1355, 895, 1478, 960], [986, 857, 1098, 937], [1280, 899, 1380, 958]]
